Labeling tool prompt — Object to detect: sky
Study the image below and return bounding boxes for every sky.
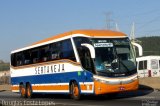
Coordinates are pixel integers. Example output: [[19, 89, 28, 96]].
[[1, 0, 160, 62]]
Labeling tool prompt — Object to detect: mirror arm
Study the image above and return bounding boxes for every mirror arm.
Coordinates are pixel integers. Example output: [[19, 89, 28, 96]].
[[81, 43, 95, 58], [131, 42, 143, 56]]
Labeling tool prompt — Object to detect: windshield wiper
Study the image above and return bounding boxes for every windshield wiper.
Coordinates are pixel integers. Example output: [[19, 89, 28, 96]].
[[119, 59, 130, 73], [112, 41, 130, 73]]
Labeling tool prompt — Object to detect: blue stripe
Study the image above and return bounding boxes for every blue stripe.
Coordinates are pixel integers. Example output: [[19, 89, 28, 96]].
[[11, 71, 93, 85]]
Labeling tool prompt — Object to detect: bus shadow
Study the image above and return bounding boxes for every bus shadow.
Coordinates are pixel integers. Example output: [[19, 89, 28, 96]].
[[115, 85, 154, 99], [80, 85, 154, 100], [31, 84, 154, 101], [99, 84, 154, 100]]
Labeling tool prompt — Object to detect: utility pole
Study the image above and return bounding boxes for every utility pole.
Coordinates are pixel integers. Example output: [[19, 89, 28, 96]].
[[105, 12, 114, 30], [130, 22, 143, 56], [115, 22, 120, 31], [130, 22, 141, 43], [130, 22, 135, 42]]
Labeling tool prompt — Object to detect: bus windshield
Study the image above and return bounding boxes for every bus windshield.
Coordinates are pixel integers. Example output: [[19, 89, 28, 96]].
[[92, 38, 136, 77]]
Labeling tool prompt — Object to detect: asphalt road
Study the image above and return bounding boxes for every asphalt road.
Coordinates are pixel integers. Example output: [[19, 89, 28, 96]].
[[0, 90, 160, 106]]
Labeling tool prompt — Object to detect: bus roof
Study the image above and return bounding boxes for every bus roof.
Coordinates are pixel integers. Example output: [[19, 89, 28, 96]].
[[11, 30, 127, 54], [32, 30, 127, 45]]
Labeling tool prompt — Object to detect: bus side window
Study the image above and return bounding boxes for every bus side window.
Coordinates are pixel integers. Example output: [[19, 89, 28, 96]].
[[60, 39, 76, 61], [73, 37, 94, 72], [39, 46, 50, 62], [11, 54, 16, 66], [16, 52, 23, 66], [50, 43, 61, 60], [51, 51, 59, 60], [78, 47, 93, 71], [23, 51, 31, 65], [31, 50, 39, 63]]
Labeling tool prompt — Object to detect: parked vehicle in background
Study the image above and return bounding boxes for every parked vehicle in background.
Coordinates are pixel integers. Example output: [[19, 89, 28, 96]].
[[136, 56, 160, 78]]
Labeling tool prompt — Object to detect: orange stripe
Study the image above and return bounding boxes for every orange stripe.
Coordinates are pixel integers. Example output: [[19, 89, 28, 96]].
[[94, 79, 139, 95], [12, 85, 93, 91], [11, 86, 19, 90], [32, 30, 126, 45], [11, 85, 69, 91], [80, 84, 93, 90], [32, 85, 69, 90]]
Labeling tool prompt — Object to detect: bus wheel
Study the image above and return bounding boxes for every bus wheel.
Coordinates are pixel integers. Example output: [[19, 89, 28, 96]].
[[26, 83, 33, 98], [19, 84, 26, 98], [71, 82, 81, 100]]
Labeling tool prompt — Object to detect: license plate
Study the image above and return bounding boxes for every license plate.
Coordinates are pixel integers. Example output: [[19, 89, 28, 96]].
[[119, 86, 125, 91]]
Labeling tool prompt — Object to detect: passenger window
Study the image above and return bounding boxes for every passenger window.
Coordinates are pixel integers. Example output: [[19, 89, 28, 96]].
[[138, 61, 143, 70], [50, 43, 61, 60], [39, 46, 50, 62], [138, 60, 147, 70], [143, 60, 147, 69], [11, 54, 16, 66], [60, 39, 76, 61], [31, 50, 39, 63], [11, 39, 76, 67], [24, 51, 31, 65], [16, 52, 23, 66]]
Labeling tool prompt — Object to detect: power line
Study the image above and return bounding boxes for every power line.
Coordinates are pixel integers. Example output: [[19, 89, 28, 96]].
[[132, 9, 160, 17], [137, 15, 160, 30]]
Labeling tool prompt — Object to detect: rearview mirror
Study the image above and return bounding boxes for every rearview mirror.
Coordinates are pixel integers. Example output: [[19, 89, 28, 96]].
[[131, 42, 143, 56], [81, 43, 95, 58]]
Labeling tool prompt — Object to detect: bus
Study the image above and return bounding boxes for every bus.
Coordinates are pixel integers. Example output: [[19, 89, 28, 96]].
[[10, 30, 139, 100], [136, 56, 160, 78]]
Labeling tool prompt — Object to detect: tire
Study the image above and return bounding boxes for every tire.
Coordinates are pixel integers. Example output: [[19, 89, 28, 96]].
[[26, 83, 33, 98], [70, 81, 81, 100], [19, 84, 26, 98]]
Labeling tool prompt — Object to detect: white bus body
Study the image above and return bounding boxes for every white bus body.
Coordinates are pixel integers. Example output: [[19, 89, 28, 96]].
[[136, 56, 160, 78]]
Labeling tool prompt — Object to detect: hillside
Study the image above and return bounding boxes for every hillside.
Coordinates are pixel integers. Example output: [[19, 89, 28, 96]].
[[137, 36, 160, 56]]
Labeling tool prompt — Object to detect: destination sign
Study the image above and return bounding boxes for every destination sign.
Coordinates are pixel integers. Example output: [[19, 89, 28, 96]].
[[94, 43, 113, 47]]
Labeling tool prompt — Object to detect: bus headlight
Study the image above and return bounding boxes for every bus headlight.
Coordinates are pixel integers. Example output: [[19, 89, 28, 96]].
[[132, 76, 138, 81], [93, 77, 109, 84]]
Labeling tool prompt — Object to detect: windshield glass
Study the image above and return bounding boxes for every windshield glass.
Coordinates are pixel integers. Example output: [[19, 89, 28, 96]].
[[92, 38, 136, 77]]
